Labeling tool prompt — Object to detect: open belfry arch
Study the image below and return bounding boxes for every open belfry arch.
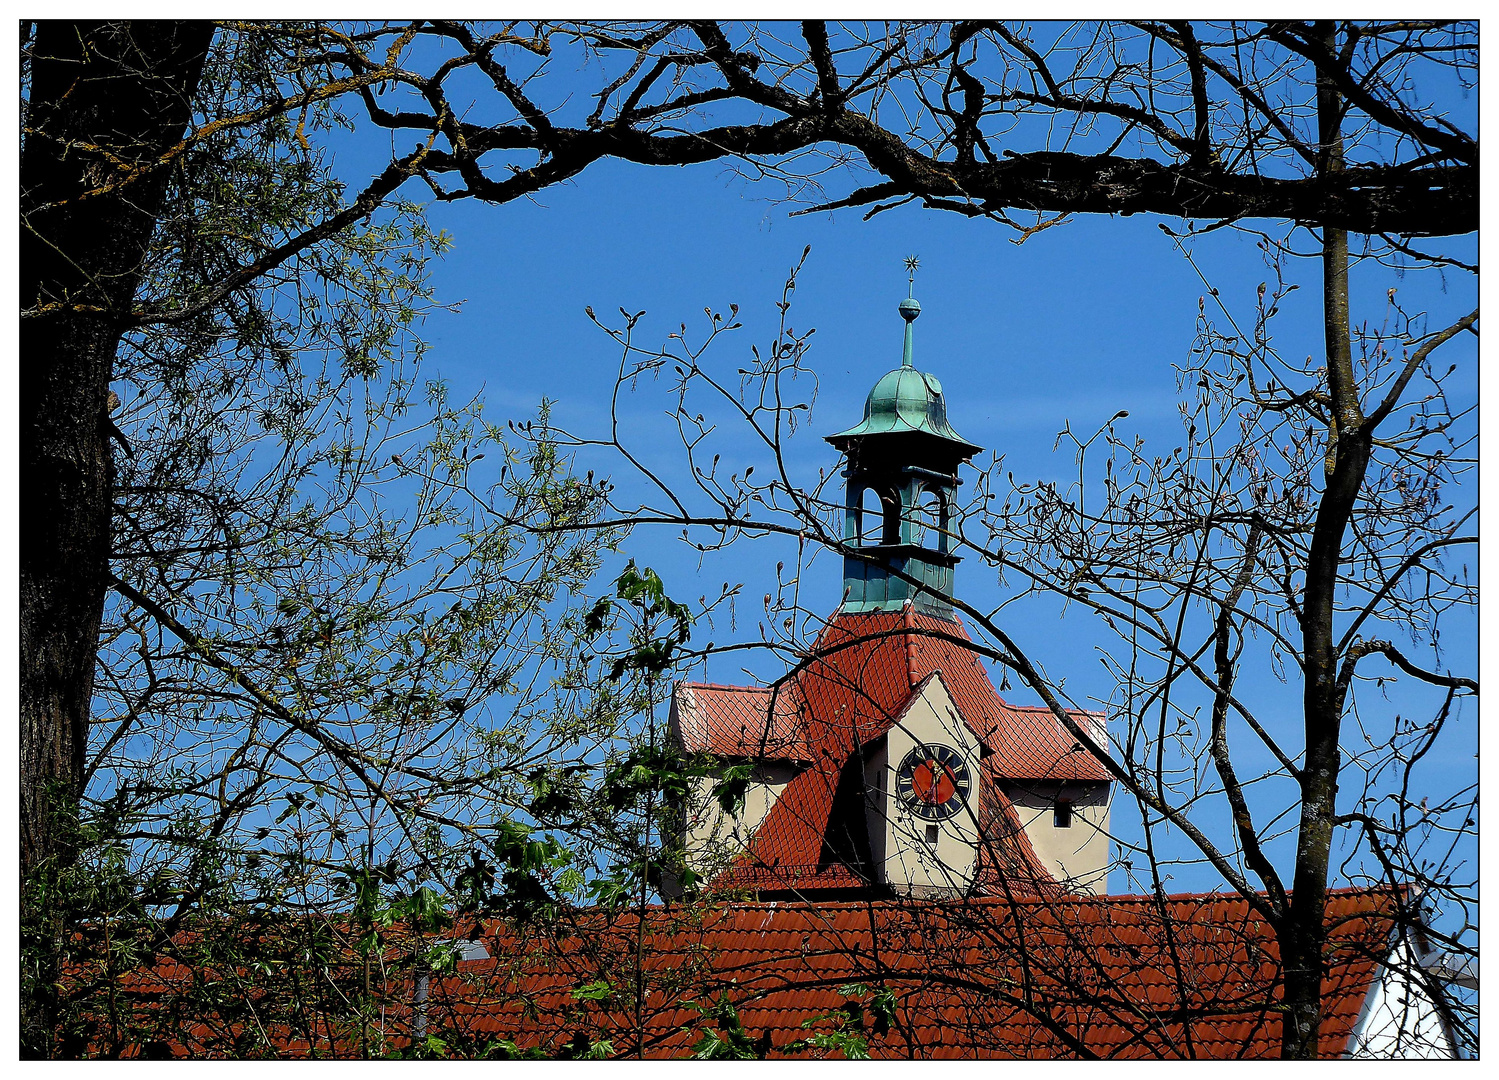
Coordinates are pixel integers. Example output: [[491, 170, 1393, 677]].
[[670, 290, 1113, 900]]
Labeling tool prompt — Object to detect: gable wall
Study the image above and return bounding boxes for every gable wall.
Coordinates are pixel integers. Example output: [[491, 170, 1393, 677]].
[[869, 676, 982, 897], [679, 762, 799, 879], [1346, 938, 1458, 1059], [1004, 780, 1111, 894]]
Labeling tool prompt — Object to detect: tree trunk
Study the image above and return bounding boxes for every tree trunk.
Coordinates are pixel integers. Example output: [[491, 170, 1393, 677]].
[[1282, 19, 1367, 1059], [20, 20, 213, 880]]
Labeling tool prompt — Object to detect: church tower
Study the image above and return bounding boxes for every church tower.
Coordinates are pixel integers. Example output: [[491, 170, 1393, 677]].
[[827, 291, 981, 618], [670, 282, 1112, 900]]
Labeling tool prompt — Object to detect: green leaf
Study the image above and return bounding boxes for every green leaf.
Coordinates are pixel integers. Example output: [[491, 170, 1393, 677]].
[[713, 763, 754, 816], [572, 979, 614, 1003], [583, 597, 612, 636]]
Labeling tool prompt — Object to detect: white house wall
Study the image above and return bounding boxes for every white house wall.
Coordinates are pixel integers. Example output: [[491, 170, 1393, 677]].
[[680, 762, 798, 878], [1346, 938, 1458, 1059]]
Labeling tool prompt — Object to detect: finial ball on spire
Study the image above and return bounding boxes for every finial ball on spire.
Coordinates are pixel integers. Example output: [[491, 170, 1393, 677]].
[[901, 254, 922, 321]]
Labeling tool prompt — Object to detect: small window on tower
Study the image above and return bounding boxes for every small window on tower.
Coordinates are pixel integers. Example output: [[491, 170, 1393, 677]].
[[1054, 800, 1074, 829], [924, 822, 940, 846]]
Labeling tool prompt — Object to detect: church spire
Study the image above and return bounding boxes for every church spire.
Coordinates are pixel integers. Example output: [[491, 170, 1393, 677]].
[[900, 255, 921, 368], [826, 278, 982, 618]]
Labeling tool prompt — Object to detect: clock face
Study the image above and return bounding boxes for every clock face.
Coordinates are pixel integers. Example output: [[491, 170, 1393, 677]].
[[895, 743, 973, 821]]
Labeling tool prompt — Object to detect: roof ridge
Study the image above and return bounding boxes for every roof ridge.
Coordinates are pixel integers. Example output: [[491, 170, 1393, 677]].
[[697, 882, 1400, 913], [902, 601, 919, 689], [470, 882, 1399, 918], [1001, 703, 1102, 717], [680, 681, 777, 693]]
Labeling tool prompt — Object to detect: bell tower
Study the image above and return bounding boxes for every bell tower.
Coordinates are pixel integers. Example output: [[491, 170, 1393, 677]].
[[826, 287, 982, 618], [671, 276, 1112, 899]]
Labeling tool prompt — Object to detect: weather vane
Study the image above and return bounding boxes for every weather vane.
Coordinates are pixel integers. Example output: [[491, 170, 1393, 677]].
[[904, 254, 920, 296]]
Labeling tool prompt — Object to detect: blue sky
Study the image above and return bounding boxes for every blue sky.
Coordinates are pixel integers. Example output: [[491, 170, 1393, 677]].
[[408, 163, 1474, 615], [319, 31, 1478, 895]]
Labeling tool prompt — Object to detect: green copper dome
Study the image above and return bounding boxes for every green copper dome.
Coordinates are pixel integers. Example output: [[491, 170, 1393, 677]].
[[827, 296, 981, 455]]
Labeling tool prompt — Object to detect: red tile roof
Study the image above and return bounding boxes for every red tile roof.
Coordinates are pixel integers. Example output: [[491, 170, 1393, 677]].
[[727, 761, 841, 882], [672, 682, 811, 762], [975, 752, 1063, 893], [678, 606, 1110, 895], [676, 607, 1110, 783], [99, 887, 1403, 1059], [826, 608, 1112, 782], [449, 888, 1399, 1059]]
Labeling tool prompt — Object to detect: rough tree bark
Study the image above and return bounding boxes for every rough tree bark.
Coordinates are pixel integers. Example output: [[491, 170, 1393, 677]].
[[20, 20, 214, 879]]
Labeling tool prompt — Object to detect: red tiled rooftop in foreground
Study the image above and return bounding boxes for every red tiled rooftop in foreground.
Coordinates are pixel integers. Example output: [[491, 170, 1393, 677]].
[[104, 887, 1405, 1059]]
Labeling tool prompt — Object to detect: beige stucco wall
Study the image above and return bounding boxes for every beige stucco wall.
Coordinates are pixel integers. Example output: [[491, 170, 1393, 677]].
[[1005, 781, 1111, 894], [679, 761, 799, 877], [870, 675, 983, 897]]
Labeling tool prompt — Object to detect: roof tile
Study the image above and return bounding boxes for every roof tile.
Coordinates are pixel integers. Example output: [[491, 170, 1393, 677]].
[[673, 682, 810, 762]]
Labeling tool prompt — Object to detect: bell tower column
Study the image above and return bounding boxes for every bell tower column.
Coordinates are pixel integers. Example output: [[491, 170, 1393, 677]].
[[828, 291, 982, 619]]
